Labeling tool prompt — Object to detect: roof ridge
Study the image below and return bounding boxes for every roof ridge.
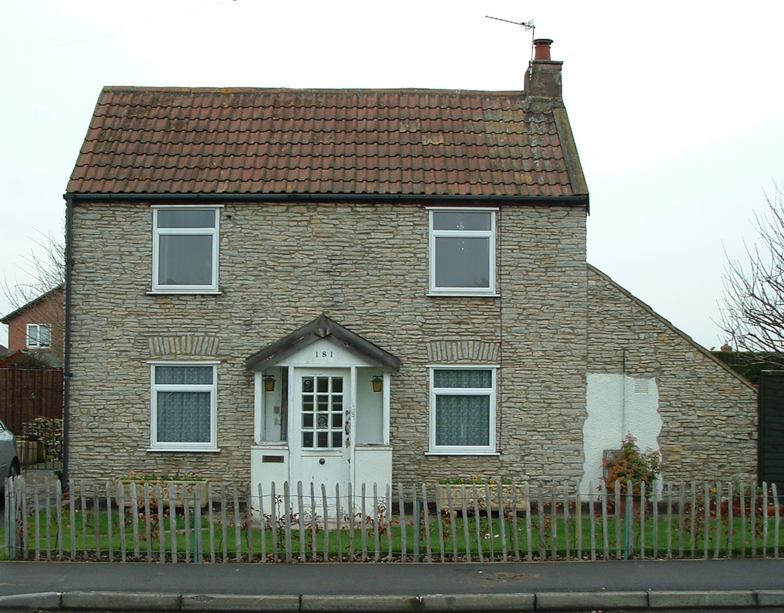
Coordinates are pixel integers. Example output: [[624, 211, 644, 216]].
[[99, 86, 528, 96]]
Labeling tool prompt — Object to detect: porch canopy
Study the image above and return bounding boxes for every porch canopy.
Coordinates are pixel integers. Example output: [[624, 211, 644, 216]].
[[245, 314, 400, 373]]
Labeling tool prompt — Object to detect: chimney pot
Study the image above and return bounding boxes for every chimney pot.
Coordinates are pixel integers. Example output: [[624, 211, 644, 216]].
[[533, 38, 553, 61]]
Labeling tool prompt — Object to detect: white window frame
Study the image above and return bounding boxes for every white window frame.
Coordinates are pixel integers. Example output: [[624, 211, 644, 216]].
[[428, 207, 497, 296], [26, 323, 52, 349], [151, 205, 221, 294], [428, 365, 498, 455], [149, 361, 219, 452]]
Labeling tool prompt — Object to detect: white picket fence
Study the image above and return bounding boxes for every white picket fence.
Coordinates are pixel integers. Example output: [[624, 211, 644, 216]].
[[3, 477, 782, 563]]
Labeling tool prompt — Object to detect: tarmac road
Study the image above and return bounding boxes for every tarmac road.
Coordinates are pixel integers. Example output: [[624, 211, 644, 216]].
[[1, 558, 783, 596], [0, 558, 783, 612]]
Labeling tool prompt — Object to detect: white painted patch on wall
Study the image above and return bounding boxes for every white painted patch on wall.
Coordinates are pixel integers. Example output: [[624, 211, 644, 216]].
[[581, 374, 662, 495]]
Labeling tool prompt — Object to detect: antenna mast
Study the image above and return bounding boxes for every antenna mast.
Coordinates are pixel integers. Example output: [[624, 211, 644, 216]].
[[485, 15, 536, 63]]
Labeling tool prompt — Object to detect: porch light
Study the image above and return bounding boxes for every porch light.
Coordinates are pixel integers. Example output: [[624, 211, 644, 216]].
[[372, 375, 383, 393], [263, 375, 276, 392]]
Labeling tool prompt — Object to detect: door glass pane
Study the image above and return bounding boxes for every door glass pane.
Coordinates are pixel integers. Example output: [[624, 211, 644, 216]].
[[301, 374, 345, 450]]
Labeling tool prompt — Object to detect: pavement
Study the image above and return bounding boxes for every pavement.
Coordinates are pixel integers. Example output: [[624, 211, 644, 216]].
[[1, 559, 783, 612]]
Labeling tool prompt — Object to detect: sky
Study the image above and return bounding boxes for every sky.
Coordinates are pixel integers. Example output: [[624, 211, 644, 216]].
[[1, 0, 782, 350]]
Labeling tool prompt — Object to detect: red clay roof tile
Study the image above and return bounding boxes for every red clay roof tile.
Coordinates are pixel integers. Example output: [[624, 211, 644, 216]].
[[67, 87, 582, 198]]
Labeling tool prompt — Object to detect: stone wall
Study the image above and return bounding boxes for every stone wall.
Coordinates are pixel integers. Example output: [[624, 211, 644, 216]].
[[67, 200, 588, 483], [586, 265, 757, 482]]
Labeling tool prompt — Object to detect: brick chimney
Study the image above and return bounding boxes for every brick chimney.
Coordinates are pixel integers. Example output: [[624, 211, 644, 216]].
[[524, 38, 564, 110]]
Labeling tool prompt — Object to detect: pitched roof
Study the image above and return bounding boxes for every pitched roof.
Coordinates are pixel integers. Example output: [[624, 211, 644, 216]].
[[67, 88, 586, 200], [0, 284, 64, 324]]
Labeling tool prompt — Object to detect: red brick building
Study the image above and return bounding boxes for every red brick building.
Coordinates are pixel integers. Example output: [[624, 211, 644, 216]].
[[1, 285, 64, 365]]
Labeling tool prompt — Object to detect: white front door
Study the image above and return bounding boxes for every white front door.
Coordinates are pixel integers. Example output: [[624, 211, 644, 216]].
[[290, 368, 352, 503]]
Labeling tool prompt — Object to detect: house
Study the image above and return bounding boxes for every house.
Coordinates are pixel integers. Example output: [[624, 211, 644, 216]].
[[1, 284, 65, 367], [62, 39, 757, 496]]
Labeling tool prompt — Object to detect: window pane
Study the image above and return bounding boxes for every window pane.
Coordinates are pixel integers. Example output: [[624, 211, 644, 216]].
[[157, 209, 216, 229], [27, 325, 38, 346], [157, 391, 211, 442], [155, 366, 213, 385], [435, 395, 490, 446], [433, 211, 491, 231], [158, 235, 213, 286], [435, 237, 490, 288], [434, 370, 492, 388], [39, 325, 52, 347]]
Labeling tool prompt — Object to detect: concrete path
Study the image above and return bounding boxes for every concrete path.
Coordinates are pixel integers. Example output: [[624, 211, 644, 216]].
[[1, 559, 783, 611]]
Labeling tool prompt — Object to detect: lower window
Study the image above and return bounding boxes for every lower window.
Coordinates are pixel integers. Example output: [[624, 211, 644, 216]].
[[150, 362, 218, 451], [429, 367, 496, 454]]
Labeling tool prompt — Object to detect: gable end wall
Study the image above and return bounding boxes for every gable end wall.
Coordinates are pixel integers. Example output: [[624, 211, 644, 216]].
[[587, 266, 757, 482]]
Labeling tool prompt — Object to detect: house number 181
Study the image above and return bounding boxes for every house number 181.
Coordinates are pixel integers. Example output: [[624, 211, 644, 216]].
[[316, 351, 333, 358]]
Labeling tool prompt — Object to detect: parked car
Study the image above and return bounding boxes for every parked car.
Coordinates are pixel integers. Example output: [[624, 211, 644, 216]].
[[0, 418, 20, 491]]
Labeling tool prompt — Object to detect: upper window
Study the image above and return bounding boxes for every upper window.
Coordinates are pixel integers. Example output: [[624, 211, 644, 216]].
[[152, 207, 219, 293], [429, 209, 496, 295], [150, 363, 218, 451], [26, 323, 52, 349], [429, 367, 496, 454]]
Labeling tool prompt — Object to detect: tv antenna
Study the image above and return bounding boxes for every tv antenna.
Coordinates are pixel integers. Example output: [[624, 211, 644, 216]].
[[486, 16, 536, 62]]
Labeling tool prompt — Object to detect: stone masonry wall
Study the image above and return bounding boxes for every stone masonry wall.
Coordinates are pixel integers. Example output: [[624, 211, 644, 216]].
[[587, 266, 757, 482], [68, 201, 587, 484]]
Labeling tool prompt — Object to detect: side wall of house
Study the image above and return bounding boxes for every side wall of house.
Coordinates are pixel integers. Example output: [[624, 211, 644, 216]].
[[586, 266, 757, 482], [68, 201, 587, 484]]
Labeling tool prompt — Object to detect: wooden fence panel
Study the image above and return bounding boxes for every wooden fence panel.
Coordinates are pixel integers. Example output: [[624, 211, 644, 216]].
[[0, 368, 63, 434]]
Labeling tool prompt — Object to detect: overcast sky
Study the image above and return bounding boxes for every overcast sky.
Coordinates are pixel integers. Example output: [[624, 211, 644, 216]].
[[1, 0, 782, 349]]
